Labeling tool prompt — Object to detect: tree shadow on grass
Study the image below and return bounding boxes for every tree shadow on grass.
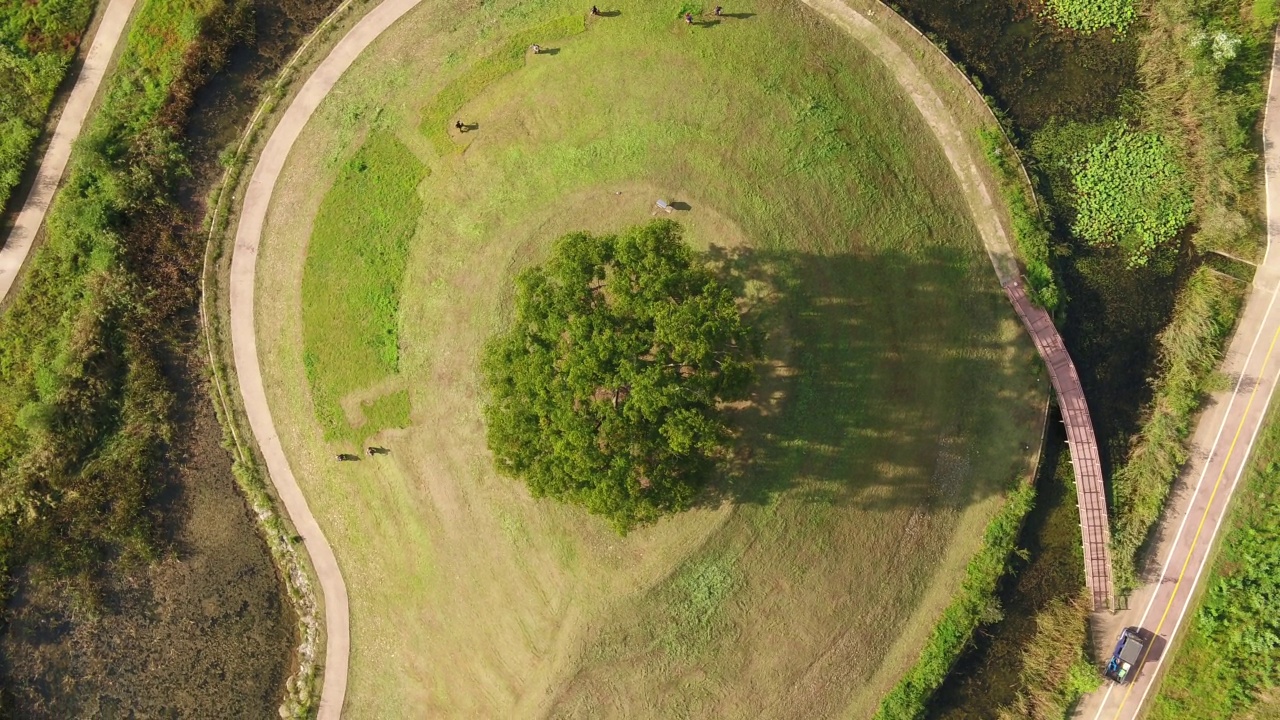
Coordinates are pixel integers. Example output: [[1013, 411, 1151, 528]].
[[699, 243, 1040, 516]]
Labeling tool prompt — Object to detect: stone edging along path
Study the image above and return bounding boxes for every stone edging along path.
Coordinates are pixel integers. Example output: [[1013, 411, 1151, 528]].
[[0, 0, 137, 307], [228, 0, 1099, 715]]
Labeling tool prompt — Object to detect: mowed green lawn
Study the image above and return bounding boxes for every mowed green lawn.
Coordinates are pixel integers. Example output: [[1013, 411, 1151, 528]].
[[254, 0, 1047, 717]]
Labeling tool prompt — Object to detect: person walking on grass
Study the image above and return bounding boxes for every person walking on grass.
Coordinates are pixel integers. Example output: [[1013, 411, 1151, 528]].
[[455, 120, 466, 133], [685, 12, 694, 24], [591, 5, 601, 15], [715, 6, 723, 16]]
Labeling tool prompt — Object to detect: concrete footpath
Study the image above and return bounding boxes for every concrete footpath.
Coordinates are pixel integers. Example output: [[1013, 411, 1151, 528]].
[[0, 0, 137, 306], [228, 0, 423, 717], [1073, 23, 1280, 720]]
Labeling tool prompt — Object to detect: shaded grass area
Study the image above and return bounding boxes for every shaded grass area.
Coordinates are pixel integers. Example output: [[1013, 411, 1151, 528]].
[[929, 435, 1098, 720], [301, 130, 426, 441], [0, 0, 96, 213], [264, 0, 1046, 715], [1149, 402, 1280, 719]]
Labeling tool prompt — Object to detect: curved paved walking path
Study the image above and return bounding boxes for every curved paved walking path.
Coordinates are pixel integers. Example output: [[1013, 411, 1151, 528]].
[[803, 0, 1114, 610], [229, 1, 424, 717], [0, 0, 137, 306], [1075, 22, 1280, 720]]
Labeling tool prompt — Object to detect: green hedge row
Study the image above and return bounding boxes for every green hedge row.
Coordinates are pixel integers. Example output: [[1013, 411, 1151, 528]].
[[977, 127, 1061, 313]]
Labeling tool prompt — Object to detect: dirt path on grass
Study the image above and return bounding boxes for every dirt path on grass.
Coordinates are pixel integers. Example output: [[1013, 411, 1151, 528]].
[[1074, 23, 1280, 720], [0, 0, 137, 307], [228, 1, 424, 717]]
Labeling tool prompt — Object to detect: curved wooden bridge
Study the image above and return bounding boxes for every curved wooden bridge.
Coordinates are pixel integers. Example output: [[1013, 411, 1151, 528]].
[[1004, 280, 1114, 611]]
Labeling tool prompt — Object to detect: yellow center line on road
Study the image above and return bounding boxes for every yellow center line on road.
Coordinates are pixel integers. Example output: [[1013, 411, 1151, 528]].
[[1108, 318, 1280, 720]]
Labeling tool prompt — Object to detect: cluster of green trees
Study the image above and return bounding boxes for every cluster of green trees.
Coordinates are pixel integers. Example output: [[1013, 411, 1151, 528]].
[[0, 0, 96, 211], [482, 220, 755, 531], [0, 0, 251, 592]]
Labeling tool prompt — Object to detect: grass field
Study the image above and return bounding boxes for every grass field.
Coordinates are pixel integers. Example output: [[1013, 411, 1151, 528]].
[[253, 0, 1047, 716]]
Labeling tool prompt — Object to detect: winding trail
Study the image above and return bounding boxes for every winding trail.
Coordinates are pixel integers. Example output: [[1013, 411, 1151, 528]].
[[229, 1, 424, 717], [229, 0, 1112, 715], [1074, 22, 1280, 720], [802, 0, 1114, 611], [0, 0, 137, 306]]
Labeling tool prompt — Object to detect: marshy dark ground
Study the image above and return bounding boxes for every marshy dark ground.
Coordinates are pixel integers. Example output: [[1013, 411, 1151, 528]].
[[0, 0, 342, 715]]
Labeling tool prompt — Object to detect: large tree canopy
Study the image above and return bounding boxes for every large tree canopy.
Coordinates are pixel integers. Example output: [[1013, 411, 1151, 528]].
[[482, 220, 755, 531]]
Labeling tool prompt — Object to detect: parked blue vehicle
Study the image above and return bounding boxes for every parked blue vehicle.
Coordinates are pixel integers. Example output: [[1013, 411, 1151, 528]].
[[1105, 628, 1145, 684]]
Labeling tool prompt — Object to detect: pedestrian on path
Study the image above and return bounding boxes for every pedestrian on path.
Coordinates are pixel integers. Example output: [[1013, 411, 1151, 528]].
[[455, 120, 467, 133], [715, 6, 723, 16], [591, 5, 601, 15]]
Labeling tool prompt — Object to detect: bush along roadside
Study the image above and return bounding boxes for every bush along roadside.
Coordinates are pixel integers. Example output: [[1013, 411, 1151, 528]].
[[0, 0, 97, 212], [873, 482, 1036, 720], [1109, 266, 1244, 591]]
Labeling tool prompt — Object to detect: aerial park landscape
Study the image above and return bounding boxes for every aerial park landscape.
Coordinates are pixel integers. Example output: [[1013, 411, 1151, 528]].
[[0, 0, 1276, 718]]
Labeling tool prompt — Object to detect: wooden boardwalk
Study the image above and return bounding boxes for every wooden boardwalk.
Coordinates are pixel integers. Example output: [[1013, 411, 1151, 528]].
[[1004, 280, 1115, 611]]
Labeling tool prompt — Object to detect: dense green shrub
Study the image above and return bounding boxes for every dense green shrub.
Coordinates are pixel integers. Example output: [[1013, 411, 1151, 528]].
[[482, 220, 755, 532], [0, 0, 97, 211], [1139, 0, 1275, 260], [1071, 130, 1194, 268], [1044, 0, 1137, 34], [0, 0, 250, 589], [874, 483, 1036, 720], [1109, 267, 1243, 590]]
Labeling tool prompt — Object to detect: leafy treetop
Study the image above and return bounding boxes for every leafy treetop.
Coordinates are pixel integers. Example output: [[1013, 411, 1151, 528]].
[[482, 220, 755, 532], [1072, 129, 1193, 267]]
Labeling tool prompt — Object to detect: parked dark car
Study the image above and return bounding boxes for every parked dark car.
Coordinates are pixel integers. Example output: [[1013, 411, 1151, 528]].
[[1105, 628, 1145, 684]]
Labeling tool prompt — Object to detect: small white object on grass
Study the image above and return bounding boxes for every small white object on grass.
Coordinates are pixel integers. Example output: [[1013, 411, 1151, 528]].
[[655, 199, 673, 213]]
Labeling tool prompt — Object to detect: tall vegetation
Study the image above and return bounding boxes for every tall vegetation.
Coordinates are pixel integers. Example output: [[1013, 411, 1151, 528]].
[[0, 0, 96, 211], [482, 220, 755, 532], [0, 0, 251, 592], [1139, 0, 1275, 260], [1109, 267, 1243, 589]]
